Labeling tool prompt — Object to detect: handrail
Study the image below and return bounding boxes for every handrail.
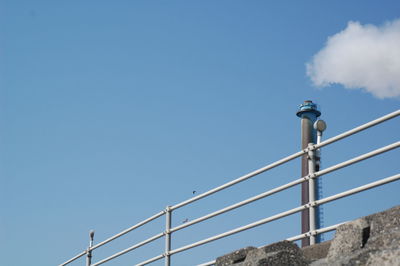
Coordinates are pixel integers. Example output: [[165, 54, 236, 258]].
[[136, 254, 165, 266], [171, 109, 399, 212], [286, 222, 346, 242], [169, 172, 400, 256], [314, 109, 400, 150], [91, 211, 165, 251], [171, 150, 307, 210], [197, 221, 347, 266], [170, 141, 399, 233], [59, 251, 87, 266], [92, 232, 165, 266], [60, 109, 399, 266]]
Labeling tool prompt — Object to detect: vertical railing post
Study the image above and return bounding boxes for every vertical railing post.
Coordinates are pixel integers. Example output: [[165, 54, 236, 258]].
[[314, 119, 327, 243], [164, 206, 172, 266], [307, 144, 317, 245], [86, 230, 95, 266]]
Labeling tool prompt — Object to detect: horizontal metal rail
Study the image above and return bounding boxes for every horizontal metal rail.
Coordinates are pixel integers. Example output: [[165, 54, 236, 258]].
[[172, 110, 399, 212], [132, 142, 400, 264], [286, 222, 345, 242], [171, 178, 305, 233], [60, 211, 164, 266], [60, 141, 399, 266], [171, 150, 306, 210], [314, 142, 399, 178], [168, 172, 400, 256], [171, 141, 399, 233], [59, 251, 87, 266], [92, 232, 165, 266], [197, 221, 347, 266], [197, 260, 216, 266], [136, 254, 165, 266], [314, 109, 400, 150], [60, 110, 399, 266], [170, 205, 307, 255], [315, 173, 400, 206], [92, 211, 165, 251]]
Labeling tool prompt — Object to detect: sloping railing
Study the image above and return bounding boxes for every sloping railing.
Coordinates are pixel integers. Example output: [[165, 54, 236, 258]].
[[60, 109, 400, 266]]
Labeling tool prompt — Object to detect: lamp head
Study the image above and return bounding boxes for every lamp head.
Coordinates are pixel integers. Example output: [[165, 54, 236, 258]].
[[314, 120, 327, 132]]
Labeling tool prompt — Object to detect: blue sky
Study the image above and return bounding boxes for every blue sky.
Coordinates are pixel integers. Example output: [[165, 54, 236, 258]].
[[1, 1, 399, 266]]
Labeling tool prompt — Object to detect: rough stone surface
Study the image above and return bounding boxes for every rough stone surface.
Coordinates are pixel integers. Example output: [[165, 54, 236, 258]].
[[214, 205, 400, 266], [326, 218, 370, 260], [311, 205, 400, 266], [244, 241, 309, 266], [215, 241, 308, 266], [215, 247, 256, 266], [301, 240, 331, 262]]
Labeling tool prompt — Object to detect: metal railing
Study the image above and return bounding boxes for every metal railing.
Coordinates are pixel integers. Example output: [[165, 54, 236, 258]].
[[60, 109, 400, 266]]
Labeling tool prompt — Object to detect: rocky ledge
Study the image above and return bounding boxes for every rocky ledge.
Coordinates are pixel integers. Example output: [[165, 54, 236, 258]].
[[215, 205, 400, 266]]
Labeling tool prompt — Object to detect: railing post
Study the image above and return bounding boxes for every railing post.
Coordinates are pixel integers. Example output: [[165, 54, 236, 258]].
[[314, 119, 327, 243], [165, 206, 172, 266], [86, 230, 95, 266], [307, 144, 316, 245]]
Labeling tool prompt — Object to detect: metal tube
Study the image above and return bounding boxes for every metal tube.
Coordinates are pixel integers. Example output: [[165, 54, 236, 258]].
[[286, 222, 345, 242], [314, 127, 324, 243], [135, 254, 165, 266], [91, 232, 164, 266], [314, 109, 400, 150], [59, 251, 87, 266], [170, 205, 307, 255], [315, 142, 399, 178], [165, 206, 172, 266], [86, 230, 95, 266], [172, 141, 399, 233], [307, 144, 316, 245], [171, 177, 305, 233], [171, 150, 306, 210], [86, 249, 91, 266], [316, 173, 400, 206], [195, 221, 346, 266], [59, 110, 399, 266], [197, 260, 216, 266], [170, 172, 400, 256], [62, 142, 398, 266], [171, 109, 399, 212], [91, 210, 165, 251]]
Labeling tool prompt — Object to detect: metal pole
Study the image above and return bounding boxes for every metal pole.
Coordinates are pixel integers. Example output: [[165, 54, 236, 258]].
[[91, 233, 164, 266], [296, 100, 320, 247], [314, 119, 327, 243], [165, 206, 172, 266], [86, 230, 95, 266], [307, 143, 316, 245]]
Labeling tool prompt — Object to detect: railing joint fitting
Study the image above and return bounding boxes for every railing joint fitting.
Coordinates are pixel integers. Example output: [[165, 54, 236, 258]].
[[311, 173, 317, 179], [163, 251, 170, 257], [307, 143, 316, 151]]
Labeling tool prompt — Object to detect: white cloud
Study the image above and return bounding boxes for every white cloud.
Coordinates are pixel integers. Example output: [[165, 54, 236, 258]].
[[307, 19, 400, 99]]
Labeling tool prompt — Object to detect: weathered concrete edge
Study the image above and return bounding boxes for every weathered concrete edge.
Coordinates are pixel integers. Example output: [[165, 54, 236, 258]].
[[214, 205, 400, 266]]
